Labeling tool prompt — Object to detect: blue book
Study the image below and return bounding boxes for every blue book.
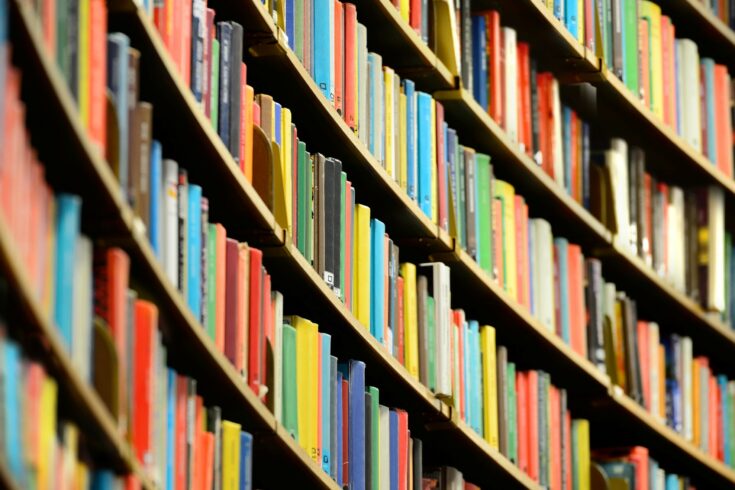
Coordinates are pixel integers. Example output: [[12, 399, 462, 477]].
[[336, 370, 343, 486], [190, 2, 205, 102], [187, 184, 203, 320], [370, 219, 386, 342], [55, 194, 82, 351], [91, 471, 117, 490], [471, 15, 488, 110], [320, 333, 332, 474], [286, 0, 296, 51], [166, 369, 176, 490], [330, 356, 339, 482], [554, 0, 564, 20], [720, 374, 730, 464], [4, 341, 24, 484], [554, 238, 570, 343], [149, 140, 162, 257], [702, 59, 717, 164], [274, 102, 282, 147], [417, 92, 433, 218], [469, 320, 483, 434], [389, 410, 399, 490], [565, 0, 578, 38], [313, 0, 333, 102], [347, 360, 366, 490], [106, 33, 130, 198], [240, 431, 253, 490], [216, 22, 232, 150], [665, 474, 679, 490], [562, 107, 572, 194], [403, 80, 417, 200]]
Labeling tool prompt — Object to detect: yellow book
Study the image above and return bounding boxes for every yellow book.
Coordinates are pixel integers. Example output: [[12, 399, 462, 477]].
[[354, 205, 371, 327], [430, 98, 437, 224], [75, 461, 89, 490], [61, 424, 79, 488], [493, 180, 517, 301], [574, 419, 591, 490], [398, 91, 408, 192], [640, 1, 663, 119], [431, 0, 460, 76], [577, 0, 584, 44], [221, 420, 242, 490], [281, 107, 293, 233], [400, 263, 419, 378], [38, 377, 58, 490], [78, 0, 90, 126], [293, 316, 318, 460], [480, 325, 498, 448], [384, 67, 395, 179], [400, 0, 409, 22], [692, 359, 700, 445]]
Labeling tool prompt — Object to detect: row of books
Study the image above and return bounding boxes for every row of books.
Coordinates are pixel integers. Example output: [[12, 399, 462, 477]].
[[595, 138, 732, 322], [0, 330, 135, 489], [697, 0, 735, 30], [546, 0, 734, 175], [594, 446, 698, 490], [465, 10, 592, 205]]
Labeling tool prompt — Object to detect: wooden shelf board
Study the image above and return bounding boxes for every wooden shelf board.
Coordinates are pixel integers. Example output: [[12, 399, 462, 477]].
[[349, 0, 456, 90]]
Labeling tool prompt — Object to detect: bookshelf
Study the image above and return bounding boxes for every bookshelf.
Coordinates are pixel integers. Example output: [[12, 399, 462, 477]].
[[4, 0, 735, 487]]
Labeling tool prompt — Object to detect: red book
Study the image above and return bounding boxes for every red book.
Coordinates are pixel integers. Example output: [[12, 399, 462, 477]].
[[344, 4, 357, 130], [537, 73, 553, 178], [397, 409, 409, 490], [42, 0, 56, 53], [716, 378, 724, 460], [253, 101, 261, 127], [564, 409, 572, 490], [224, 238, 241, 370], [132, 301, 157, 467], [192, 396, 204, 490], [409, 0, 421, 34], [492, 199, 504, 286], [714, 65, 733, 177], [637, 321, 650, 410], [345, 181, 353, 309], [93, 247, 130, 425], [628, 446, 650, 490], [181, 0, 192, 82], [334, 1, 344, 115], [213, 224, 227, 352], [485, 11, 503, 125], [237, 244, 250, 374], [455, 311, 465, 419], [88, 0, 107, 155], [549, 387, 561, 490], [170, 0, 181, 74], [175, 376, 188, 490], [203, 9, 215, 120], [154, 0, 170, 51], [124, 476, 141, 490], [568, 244, 586, 357], [584, 0, 594, 50], [436, 102, 447, 230], [26, 364, 44, 458], [396, 276, 405, 365], [248, 248, 264, 395], [517, 42, 532, 155], [514, 196, 527, 309], [342, 378, 350, 482], [516, 369, 529, 476], [661, 17, 677, 130], [527, 371, 539, 482], [262, 273, 273, 404]]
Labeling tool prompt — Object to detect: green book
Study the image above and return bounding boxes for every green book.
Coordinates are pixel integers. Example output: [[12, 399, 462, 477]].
[[282, 324, 298, 438], [294, 1, 304, 63], [297, 141, 308, 255], [623, 0, 639, 95], [369, 386, 380, 490], [475, 153, 493, 275], [56, 0, 69, 81], [210, 39, 220, 131], [507, 362, 517, 464], [206, 224, 217, 341], [427, 295, 436, 392], [340, 171, 347, 302]]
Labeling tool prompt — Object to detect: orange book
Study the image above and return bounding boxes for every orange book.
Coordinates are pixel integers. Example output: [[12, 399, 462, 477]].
[[343, 4, 357, 131], [248, 248, 264, 396], [334, 1, 344, 115], [714, 65, 733, 177], [88, 0, 107, 155], [243, 85, 255, 182], [202, 431, 215, 490], [693, 357, 701, 446], [42, 0, 56, 53], [132, 300, 157, 466], [527, 371, 539, 482], [214, 224, 227, 353], [549, 386, 561, 490], [492, 199, 504, 286], [567, 244, 586, 358], [516, 371, 529, 474], [637, 321, 650, 410]]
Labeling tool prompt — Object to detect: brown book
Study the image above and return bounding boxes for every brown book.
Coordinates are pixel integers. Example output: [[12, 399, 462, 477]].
[[126, 48, 141, 201], [129, 102, 153, 228], [256, 94, 274, 143], [252, 126, 274, 209], [92, 317, 119, 420]]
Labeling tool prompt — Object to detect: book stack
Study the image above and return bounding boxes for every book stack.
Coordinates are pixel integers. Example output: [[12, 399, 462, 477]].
[[0, 330, 135, 489], [594, 446, 698, 489]]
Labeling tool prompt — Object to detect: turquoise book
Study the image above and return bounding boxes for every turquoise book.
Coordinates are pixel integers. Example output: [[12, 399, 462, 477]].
[[312, 0, 333, 103], [55, 193, 82, 351], [187, 184, 203, 320], [370, 219, 386, 343], [417, 92, 433, 219]]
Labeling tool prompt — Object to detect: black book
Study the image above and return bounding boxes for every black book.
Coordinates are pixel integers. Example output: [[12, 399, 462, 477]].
[[229, 22, 244, 163], [323, 157, 340, 290], [412, 438, 423, 490], [207, 406, 223, 490], [530, 59, 541, 163], [585, 258, 605, 371], [460, 0, 473, 94], [216, 22, 232, 150]]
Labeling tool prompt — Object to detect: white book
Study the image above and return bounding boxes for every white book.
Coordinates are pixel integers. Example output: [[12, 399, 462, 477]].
[[676, 39, 701, 151], [379, 405, 390, 490], [648, 322, 661, 420], [72, 235, 93, 382], [272, 291, 284, 422], [372, 53, 385, 164], [357, 24, 369, 145], [707, 186, 725, 313], [532, 219, 555, 331], [162, 159, 179, 287], [551, 78, 564, 187], [667, 187, 686, 292], [153, 331, 167, 485], [681, 336, 693, 441], [502, 27, 518, 143], [446, 467, 464, 490], [607, 139, 631, 250]]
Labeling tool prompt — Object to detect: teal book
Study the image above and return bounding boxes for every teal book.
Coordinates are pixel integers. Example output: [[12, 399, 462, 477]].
[[471, 320, 483, 434], [665, 473, 678, 490], [553, 237, 571, 343], [321, 333, 331, 473], [55, 193, 82, 351], [475, 153, 492, 274], [370, 219, 386, 343], [282, 324, 298, 438], [417, 92, 433, 219], [702, 58, 717, 162], [313, 0, 333, 103], [4, 341, 24, 484], [187, 184, 203, 320]]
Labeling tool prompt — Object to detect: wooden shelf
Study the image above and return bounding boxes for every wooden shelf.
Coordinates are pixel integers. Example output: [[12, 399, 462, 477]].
[[657, 0, 735, 70], [349, 0, 456, 90]]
